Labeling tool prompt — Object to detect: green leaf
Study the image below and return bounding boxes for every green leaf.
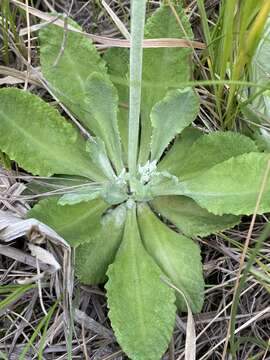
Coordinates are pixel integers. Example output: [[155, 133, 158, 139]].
[[28, 197, 108, 246], [181, 152, 270, 215], [137, 203, 204, 313], [151, 196, 240, 237], [75, 205, 126, 284], [139, 3, 193, 164], [86, 137, 116, 180], [172, 131, 258, 180], [39, 16, 108, 125], [158, 127, 202, 172], [104, 48, 129, 159], [150, 88, 199, 161], [40, 18, 123, 173], [100, 181, 128, 205], [84, 73, 123, 174], [59, 180, 128, 206], [0, 88, 104, 180], [106, 205, 176, 360]]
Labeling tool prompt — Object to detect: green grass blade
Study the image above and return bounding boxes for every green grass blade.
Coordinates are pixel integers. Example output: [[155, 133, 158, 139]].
[[38, 300, 59, 360], [216, 0, 236, 99], [0, 351, 8, 360], [0, 285, 35, 310], [196, 0, 213, 59], [19, 300, 59, 360]]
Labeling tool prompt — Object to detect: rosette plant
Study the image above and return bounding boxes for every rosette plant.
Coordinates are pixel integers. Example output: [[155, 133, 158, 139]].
[[1, 2, 270, 359]]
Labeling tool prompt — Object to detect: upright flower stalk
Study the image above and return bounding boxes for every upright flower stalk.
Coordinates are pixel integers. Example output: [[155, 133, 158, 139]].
[[128, 0, 147, 181]]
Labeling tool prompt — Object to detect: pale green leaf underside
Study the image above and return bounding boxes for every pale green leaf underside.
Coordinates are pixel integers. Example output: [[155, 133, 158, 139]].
[[243, 17, 270, 150], [252, 16, 270, 83], [39, 16, 108, 128], [58, 181, 128, 206], [151, 196, 240, 237], [181, 152, 270, 215], [27, 197, 108, 246], [150, 88, 199, 161], [249, 16, 270, 118], [137, 203, 204, 313], [75, 205, 126, 284], [58, 183, 102, 205], [100, 181, 128, 205], [175, 131, 258, 180], [106, 207, 176, 360], [148, 172, 181, 201], [86, 137, 116, 180], [0, 88, 104, 180], [84, 73, 123, 173], [139, 3, 193, 163], [58, 191, 100, 205]]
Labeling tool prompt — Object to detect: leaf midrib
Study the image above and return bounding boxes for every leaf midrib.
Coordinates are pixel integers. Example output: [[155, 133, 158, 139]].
[[131, 230, 147, 342], [0, 109, 78, 173], [57, 202, 106, 236]]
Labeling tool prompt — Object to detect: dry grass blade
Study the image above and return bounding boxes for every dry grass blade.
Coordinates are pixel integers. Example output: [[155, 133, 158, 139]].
[[0, 204, 74, 358], [222, 159, 270, 359], [0, 167, 30, 216], [101, 0, 130, 40], [0, 244, 51, 271], [0, 66, 41, 86], [13, 0, 205, 49], [180, 304, 196, 360], [161, 277, 196, 360], [0, 210, 65, 276], [0, 210, 68, 248], [199, 306, 270, 360], [28, 243, 61, 271], [0, 76, 30, 85], [74, 309, 114, 340]]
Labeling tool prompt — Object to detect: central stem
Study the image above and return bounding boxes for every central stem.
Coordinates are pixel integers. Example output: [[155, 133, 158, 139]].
[[128, 0, 147, 184]]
